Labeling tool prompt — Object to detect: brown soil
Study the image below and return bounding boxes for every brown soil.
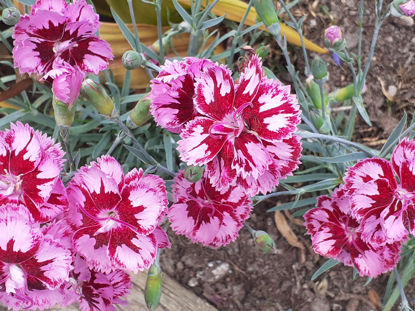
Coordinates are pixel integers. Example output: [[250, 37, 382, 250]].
[[161, 1, 415, 311]]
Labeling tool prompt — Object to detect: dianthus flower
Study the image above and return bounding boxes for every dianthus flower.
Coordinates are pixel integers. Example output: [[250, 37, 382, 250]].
[[304, 187, 401, 277], [176, 55, 301, 195], [73, 255, 131, 311], [13, 0, 113, 105], [169, 170, 252, 248], [0, 122, 66, 222], [344, 138, 415, 247], [0, 204, 72, 309], [149, 57, 215, 133], [67, 155, 169, 273]]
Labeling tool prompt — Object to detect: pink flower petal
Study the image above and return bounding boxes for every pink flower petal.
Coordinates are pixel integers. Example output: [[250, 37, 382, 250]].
[[392, 138, 415, 192], [194, 64, 235, 120], [178, 117, 226, 166], [234, 54, 263, 109], [31, 0, 67, 14]]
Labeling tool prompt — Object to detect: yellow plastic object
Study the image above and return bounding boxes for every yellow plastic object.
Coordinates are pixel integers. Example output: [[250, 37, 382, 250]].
[[0, 101, 19, 109], [178, 0, 328, 54]]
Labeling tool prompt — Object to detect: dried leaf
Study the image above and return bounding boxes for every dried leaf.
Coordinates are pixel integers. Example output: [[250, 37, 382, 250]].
[[274, 211, 306, 263], [368, 289, 382, 310], [377, 77, 395, 102]]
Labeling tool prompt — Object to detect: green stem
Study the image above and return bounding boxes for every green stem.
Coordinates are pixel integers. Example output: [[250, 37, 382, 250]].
[[394, 267, 413, 311], [357, 0, 364, 71], [107, 132, 126, 155], [155, 0, 165, 63], [59, 126, 75, 172]]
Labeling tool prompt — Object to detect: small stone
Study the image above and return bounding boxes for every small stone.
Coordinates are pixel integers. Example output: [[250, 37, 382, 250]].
[[309, 19, 317, 28], [187, 277, 198, 287], [387, 85, 398, 98], [396, 16, 414, 27], [176, 261, 184, 272], [310, 297, 330, 311], [211, 262, 230, 281]]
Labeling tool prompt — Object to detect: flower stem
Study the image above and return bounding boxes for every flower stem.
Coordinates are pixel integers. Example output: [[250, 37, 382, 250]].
[[59, 126, 75, 172], [394, 267, 414, 311], [155, 0, 165, 63]]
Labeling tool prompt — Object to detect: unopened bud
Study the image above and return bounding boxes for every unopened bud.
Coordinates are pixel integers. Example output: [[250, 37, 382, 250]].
[[52, 97, 76, 127], [311, 112, 330, 134], [393, 0, 415, 16], [80, 79, 114, 115], [185, 166, 204, 183], [2, 7, 20, 26], [324, 26, 345, 49], [311, 56, 328, 81], [254, 0, 279, 26], [127, 96, 151, 128], [306, 76, 327, 109], [145, 262, 162, 310], [254, 230, 278, 254], [122, 50, 143, 70]]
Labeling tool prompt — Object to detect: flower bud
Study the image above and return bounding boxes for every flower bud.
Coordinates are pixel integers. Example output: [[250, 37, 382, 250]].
[[80, 79, 114, 115], [184, 166, 204, 183], [311, 112, 330, 134], [254, 0, 279, 26], [2, 7, 20, 26], [311, 56, 328, 81], [127, 96, 151, 128], [306, 76, 327, 109], [145, 262, 162, 310], [392, 0, 415, 16], [52, 97, 76, 127], [253, 230, 278, 254], [324, 26, 345, 49], [122, 50, 143, 70]]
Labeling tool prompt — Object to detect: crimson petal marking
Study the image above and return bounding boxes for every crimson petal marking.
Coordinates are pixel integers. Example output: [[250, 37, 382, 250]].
[[170, 171, 252, 248], [205, 143, 237, 193], [7, 123, 42, 176], [380, 199, 409, 244], [194, 65, 235, 120], [108, 227, 157, 273], [234, 54, 263, 109], [73, 225, 113, 273], [0, 205, 40, 264], [22, 238, 71, 290], [392, 138, 415, 192], [0, 134, 9, 174], [117, 171, 167, 235], [344, 158, 397, 219], [247, 80, 300, 141], [232, 132, 271, 178], [178, 117, 226, 166]]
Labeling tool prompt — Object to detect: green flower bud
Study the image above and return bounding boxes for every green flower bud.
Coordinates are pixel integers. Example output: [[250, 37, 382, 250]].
[[254, 230, 278, 254], [254, 0, 279, 27], [127, 96, 151, 128], [2, 7, 20, 26], [329, 83, 355, 103], [306, 76, 328, 109], [52, 97, 76, 127], [184, 166, 204, 183], [145, 262, 162, 310], [80, 79, 114, 115], [122, 50, 143, 70], [311, 56, 328, 81], [311, 112, 330, 134]]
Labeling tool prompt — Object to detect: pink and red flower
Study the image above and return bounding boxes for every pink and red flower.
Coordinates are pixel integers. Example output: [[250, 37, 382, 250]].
[[0, 204, 72, 308], [149, 57, 215, 133], [168, 170, 252, 248], [0, 122, 66, 222], [176, 55, 301, 195], [12, 0, 113, 105], [344, 138, 415, 247], [67, 155, 169, 273], [304, 187, 401, 277]]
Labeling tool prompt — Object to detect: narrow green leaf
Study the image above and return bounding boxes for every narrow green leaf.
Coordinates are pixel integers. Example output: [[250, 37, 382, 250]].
[[267, 197, 317, 212], [69, 120, 101, 135], [380, 112, 407, 157], [172, 0, 193, 26], [353, 95, 372, 126], [92, 132, 112, 159], [110, 8, 136, 50], [301, 152, 368, 164], [124, 145, 151, 164], [291, 207, 312, 217], [163, 133, 174, 172], [344, 101, 357, 140], [17, 0, 36, 4], [0, 110, 27, 128], [201, 15, 226, 30], [284, 173, 336, 184], [311, 259, 339, 281], [300, 178, 339, 193]]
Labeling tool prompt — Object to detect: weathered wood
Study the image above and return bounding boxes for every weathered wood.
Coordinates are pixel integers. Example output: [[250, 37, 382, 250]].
[[56, 272, 218, 311]]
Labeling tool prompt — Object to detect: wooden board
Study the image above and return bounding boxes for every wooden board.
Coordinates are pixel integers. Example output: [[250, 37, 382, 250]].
[[55, 272, 218, 311]]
